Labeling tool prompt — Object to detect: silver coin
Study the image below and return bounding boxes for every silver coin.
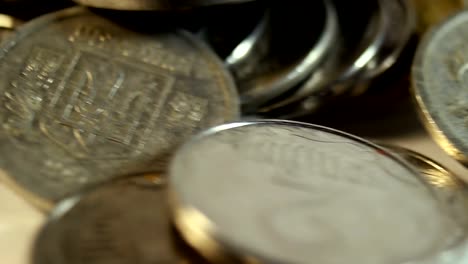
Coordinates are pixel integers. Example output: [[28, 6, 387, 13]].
[[169, 120, 466, 264], [258, 0, 384, 116], [412, 10, 468, 166], [238, 0, 337, 111], [73, 0, 258, 11], [33, 176, 212, 264], [0, 7, 239, 206]]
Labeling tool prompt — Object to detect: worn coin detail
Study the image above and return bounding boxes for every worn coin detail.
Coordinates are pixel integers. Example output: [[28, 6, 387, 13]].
[[170, 121, 464, 264], [0, 7, 239, 204], [33, 176, 211, 264], [413, 10, 468, 165]]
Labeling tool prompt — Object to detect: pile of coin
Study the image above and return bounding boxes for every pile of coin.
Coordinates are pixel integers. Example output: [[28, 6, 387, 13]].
[[1, 0, 468, 263]]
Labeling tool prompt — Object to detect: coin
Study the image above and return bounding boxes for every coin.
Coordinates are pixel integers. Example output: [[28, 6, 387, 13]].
[[73, 0, 258, 11], [412, 10, 468, 165], [33, 176, 212, 264], [237, 0, 336, 112], [258, 0, 383, 117], [0, 7, 239, 206], [169, 121, 465, 264]]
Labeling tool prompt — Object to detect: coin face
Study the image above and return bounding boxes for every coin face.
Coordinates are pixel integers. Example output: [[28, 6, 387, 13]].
[[33, 176, 211, 264], [170, 121, 464, 264], [0, 7, 238, 205], [412, 10, 468, 165]]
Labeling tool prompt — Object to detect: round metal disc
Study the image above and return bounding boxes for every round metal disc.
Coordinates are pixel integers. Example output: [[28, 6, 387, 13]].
[[0, 7, 239, 207], [412, 10, 468, 166], [169, 120, 467, 264], [33, 176, 212, 264], [73, 0, 258, 11]]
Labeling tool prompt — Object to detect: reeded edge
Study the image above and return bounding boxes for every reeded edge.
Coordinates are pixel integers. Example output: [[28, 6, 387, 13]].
[[241, 0, 338, 111], [168, 119, 452, 264], [411, 10, 468, 166]]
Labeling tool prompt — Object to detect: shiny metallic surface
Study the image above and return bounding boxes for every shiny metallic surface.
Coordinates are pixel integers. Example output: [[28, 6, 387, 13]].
[[170, 120, 465, 264], [238, 0, 337, 111], [412, 10, 468, 165], [0, 7, 239, 204], [73, 0, 258, 11], [258, 0, 384, 116], [33, 176, 211, 264], [225, 10, 269, 73], [360, 0, 415, 80]]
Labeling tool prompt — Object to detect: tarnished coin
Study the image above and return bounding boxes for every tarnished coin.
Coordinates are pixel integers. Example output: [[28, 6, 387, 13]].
[[33, 176, 212, 264], [412, 10, 468, 166], [73, 0, 258, 11], [169, 121, 466, 264], [0, 7, 238, 207]]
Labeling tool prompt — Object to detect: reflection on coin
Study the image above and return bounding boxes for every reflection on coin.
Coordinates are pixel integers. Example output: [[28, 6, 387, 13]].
[[33, 176, 211, 264], [170, 121, 465, 264], [238, 0, 335, 111], [73, 0, 258, 11], [0, 7, 238, 205], [412, 10, 468, 165]]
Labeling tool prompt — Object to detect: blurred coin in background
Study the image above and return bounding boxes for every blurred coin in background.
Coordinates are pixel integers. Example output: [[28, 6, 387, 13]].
[[413, 10, 468, 166], [33, 176, 214, 264]]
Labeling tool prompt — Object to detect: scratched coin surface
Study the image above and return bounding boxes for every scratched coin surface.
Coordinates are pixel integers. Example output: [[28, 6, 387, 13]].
[[33, 176, 211, 264], [413, 10, 468, 165], [0, 7, 239, 205], [170, 121, 466, 264]]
